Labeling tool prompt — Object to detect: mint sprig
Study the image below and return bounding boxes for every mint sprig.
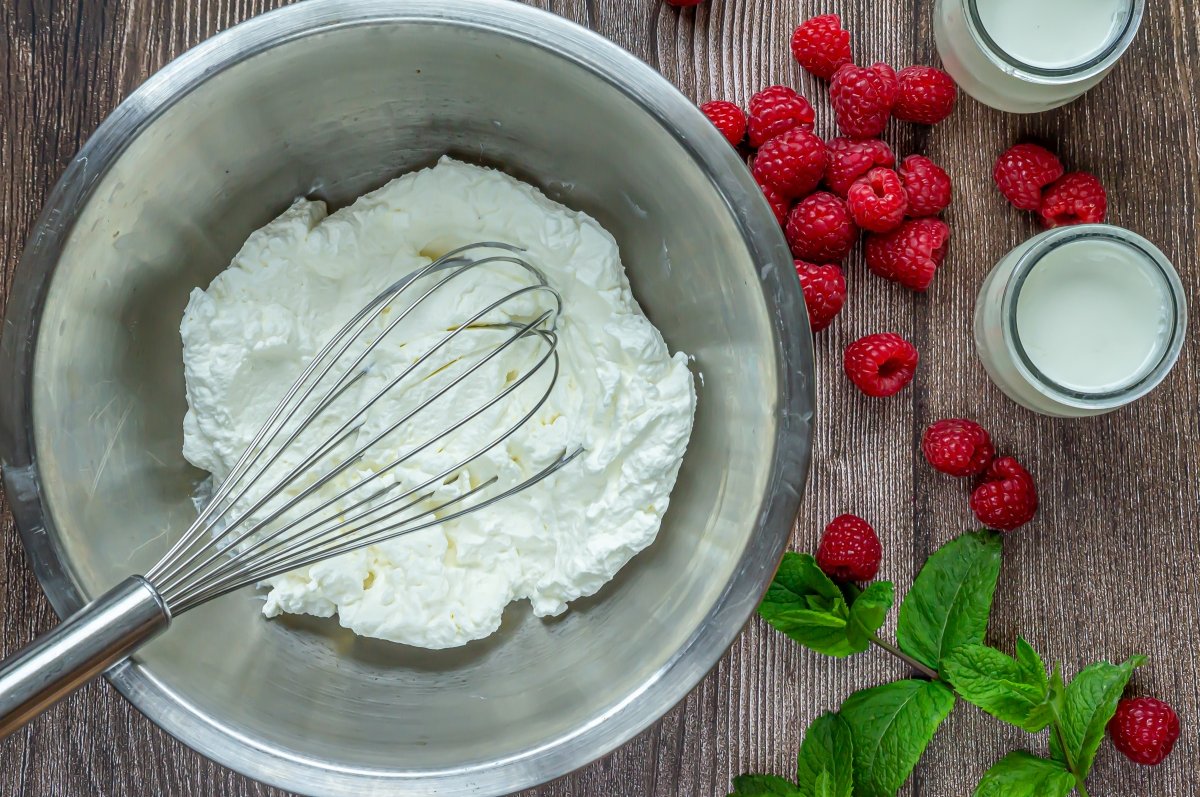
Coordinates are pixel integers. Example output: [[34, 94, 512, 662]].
[[973, 751, 1075, 797], [743, 530, 1155, 797], [897, 530, 1002, 670], [758, 553, 889, 657], [840, 680, 955, 797]]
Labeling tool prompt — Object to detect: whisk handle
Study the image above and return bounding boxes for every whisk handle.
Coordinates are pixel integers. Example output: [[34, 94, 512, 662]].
[[0, 576, 170, 739]]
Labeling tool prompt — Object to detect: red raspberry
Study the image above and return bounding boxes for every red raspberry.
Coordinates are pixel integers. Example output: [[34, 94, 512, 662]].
[[970, 456, 1038, 531], [865, 218, 950, 292], [831, 63, 898, 138], [893, 66, 958, 125], [748, 85, 816, 148], [874, 62, 898, 88], [754, 171, 790, 226], [1039, 172, 1108, 227], [790, 14, 853, 80], [816, 514, 882, 582], [847, 168, 908, 233], [752, 127, 828, 198], [844, 333, 919, 397], [795, 261, 846, 333], [993, 143, 1064, 211], [699, 100, 746, 146], [899, 155, 952, 217], [825, 137, 896, 197], [1108, 697, 1181, 766], [922, 419, 995, 477], [786, 192, 859, 262]]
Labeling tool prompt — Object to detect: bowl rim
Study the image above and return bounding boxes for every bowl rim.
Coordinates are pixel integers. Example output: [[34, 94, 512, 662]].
[[0, 1, 814, 794]]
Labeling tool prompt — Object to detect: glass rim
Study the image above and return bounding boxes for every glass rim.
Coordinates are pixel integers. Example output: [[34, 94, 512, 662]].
[[964, 0, 1146, 82], [1001, 225, 1187, 409]]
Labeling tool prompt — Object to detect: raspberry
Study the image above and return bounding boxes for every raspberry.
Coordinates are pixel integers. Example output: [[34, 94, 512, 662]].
[[786, 192, 859, 263], [865, 218, 950, 292], [922, 419, 995, 477], [748, 85, 817, 148], [754, 171, 791, 226], [893, 66, 958, 125], [831, 63, 898, 138], [790, 14, 853, 80], [847, 168, 908, 233], [899, 155, 953, 217], [993, 143, 1064, 211], [816, 514, 882, 582], [825, 137, 896, 197], [844, 333, 919, 397], [795, 261, 846, 333], [1039, 172, 1108, 227], [1108, 697, 1181, 766], [699, 100, 746, 146], [752, 127, 828, 198], [970, 456, 1038, 531], [873, 62, 898, 89]]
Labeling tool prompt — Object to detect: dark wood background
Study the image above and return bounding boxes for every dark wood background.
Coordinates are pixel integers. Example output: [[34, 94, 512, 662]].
[[2, 1, 1197, 795]]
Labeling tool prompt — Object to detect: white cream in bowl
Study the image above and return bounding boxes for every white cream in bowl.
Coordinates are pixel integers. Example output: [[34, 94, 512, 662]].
[[180, 157, 696, 649]]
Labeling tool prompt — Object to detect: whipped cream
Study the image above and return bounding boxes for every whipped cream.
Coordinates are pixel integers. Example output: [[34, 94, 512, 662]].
[[180, 158, 695, 648]]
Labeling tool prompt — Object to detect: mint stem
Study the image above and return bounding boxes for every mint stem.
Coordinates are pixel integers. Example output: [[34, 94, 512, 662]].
[[870, 634, 940, 681]]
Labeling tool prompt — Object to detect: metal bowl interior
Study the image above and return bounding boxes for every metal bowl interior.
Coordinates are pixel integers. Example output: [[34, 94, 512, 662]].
[[0, 2, 813, 795]]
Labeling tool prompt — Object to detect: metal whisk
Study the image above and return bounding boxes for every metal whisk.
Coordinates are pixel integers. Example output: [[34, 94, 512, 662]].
[[0, 242, 580, 738]]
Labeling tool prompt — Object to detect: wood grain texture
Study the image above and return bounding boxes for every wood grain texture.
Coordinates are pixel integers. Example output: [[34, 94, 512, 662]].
[[2, 0, 1198, 794]]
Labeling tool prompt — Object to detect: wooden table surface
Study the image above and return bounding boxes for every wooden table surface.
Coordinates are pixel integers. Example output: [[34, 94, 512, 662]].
[[2, 1, 1198, 795]]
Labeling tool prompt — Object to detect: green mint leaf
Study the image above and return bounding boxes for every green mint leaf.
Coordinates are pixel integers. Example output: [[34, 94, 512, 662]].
[[1014, 639, 1055, 731], [972, 751, 1075, 797], [795, 713, 854, 797], [766, 553, 845, 606], [759, 553, 862, 657], [730, 774, 802, 796], [897, 530, 1002, 670], [846, 582, 894, 648], [1013, 638, 1046, 683], [1051, 655, 1147, 777], [941, 639, 1051, 732], [840, 679, 956, 797], [814, 771, 834, 797]]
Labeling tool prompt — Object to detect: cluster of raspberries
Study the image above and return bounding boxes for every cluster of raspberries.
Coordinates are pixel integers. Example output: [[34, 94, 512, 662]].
[[699, 15, 957, 401], [992, 142, 1108, 226], [921, 418, 1037, 531], [701, 14, 956, 300]]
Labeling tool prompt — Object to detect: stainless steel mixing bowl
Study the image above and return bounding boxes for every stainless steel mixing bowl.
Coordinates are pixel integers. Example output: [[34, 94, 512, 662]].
[[0, 1, 813, 794]]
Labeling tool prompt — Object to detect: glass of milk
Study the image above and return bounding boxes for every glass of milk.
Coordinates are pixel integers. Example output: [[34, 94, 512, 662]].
[[974, 225, 1186, 417], [934, 0, 1145, 112]]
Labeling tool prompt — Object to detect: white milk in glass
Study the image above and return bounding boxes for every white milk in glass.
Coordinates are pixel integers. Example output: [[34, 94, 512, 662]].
[[974, 226, 1186, 417], [1015, 239, 1169, 393], [934, 0, 1143, 112]]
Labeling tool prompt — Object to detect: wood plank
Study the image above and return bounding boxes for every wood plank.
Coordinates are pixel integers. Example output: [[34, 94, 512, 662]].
[[1, 0, 1196, 794]]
